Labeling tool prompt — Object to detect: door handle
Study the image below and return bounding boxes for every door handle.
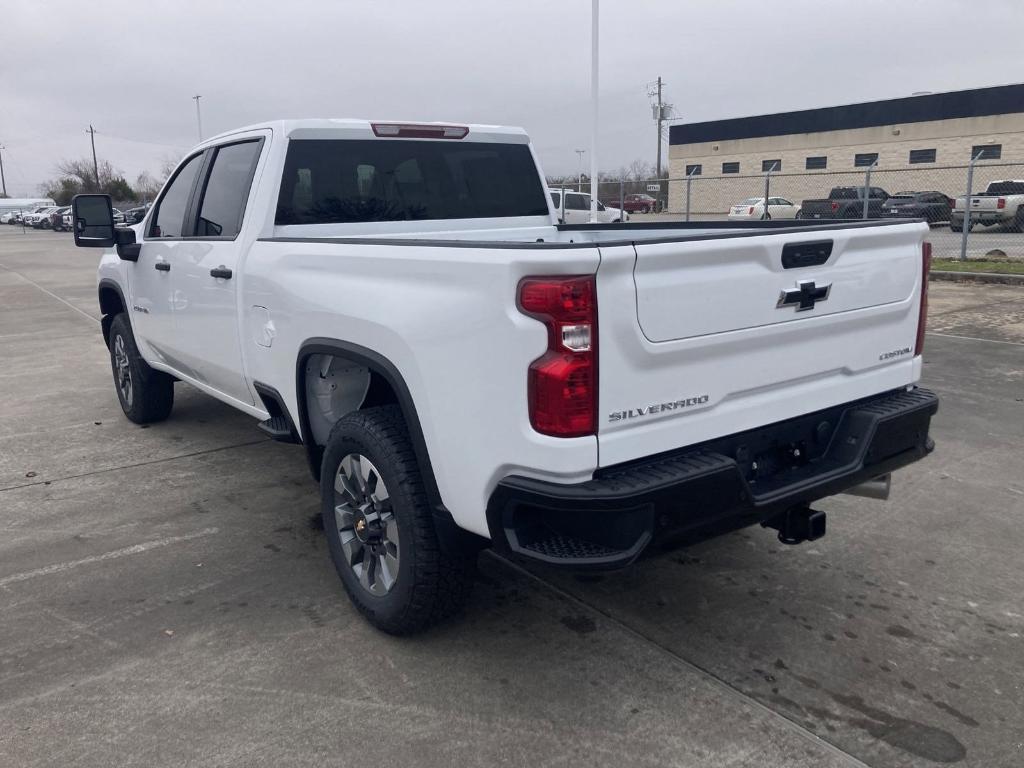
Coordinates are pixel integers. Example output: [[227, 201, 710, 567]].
[[154, 261, 170, 272], [209, 266, 233, 279]]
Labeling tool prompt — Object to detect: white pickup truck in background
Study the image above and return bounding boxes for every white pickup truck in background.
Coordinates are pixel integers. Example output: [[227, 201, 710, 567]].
[[71, 119, 938, 634], [951, 179, 1024, 232]]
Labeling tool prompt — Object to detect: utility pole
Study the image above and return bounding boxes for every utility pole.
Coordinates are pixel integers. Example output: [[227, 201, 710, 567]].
[[655, 76, 663, 178], [575, 149, 586, 191], [0, 144, 7, 197], [86, 125, 100, 190], [193, 95, 203, 142]]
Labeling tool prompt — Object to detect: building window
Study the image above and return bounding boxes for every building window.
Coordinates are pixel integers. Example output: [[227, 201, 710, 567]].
[[761, 159, 781, 173], [685, 164, 702, 176], [854, 153, 879, 167], [721, 161, 739, 174], [972, 144, 1002, 160], [805, 156, 827, 170], [909, 149, 937, 164]]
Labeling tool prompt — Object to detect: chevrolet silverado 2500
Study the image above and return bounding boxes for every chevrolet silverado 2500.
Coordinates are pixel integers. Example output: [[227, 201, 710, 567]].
[[951, 180, 1024, 231], [71, 119, 938, 634]]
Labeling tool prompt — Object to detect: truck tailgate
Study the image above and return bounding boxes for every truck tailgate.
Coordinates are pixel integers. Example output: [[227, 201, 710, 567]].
[[595, 222, 928, 467]]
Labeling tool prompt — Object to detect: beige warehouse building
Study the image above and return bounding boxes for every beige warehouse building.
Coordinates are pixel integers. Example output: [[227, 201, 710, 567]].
[[667, 83, 1024, 215]]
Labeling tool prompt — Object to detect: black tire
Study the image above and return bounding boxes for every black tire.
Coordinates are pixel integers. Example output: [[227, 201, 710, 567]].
[[1013, 208, 1024, 234], [108, 313, 174, 424], [320, 405, 474, 635]]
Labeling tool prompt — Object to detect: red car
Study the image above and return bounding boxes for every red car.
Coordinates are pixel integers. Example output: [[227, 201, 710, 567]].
[[622, 193, 658, 213]]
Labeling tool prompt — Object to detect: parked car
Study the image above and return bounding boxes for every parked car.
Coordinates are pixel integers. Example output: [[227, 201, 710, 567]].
[[112, 208, 126, 225], [801, 187, 890, 219], [728, 197, 801, 221], [50, 206, 72, 231], [62, 210, 73, 231], [880, 191, 953, 224], [549, 189, 629, 223], [951, 180, 1024, 232], [70, 118, 937, 635], [123, 205, 150, 225], [0, 211, 19, 224], [23, 206, 56, 228], [622, 193, 658, 213]]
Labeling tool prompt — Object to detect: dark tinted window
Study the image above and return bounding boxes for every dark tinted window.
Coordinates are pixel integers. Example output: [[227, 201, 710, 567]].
[[854, 153, 879, 167], [566, 194, 589, 211], [909, 148, 936, 164], [550, 192, 561, 208], [685, 164, 702, 176], [805, 156, 827, 170], [986, 181, 1024, 195], [972, 144, 1002, 160], [722, 161, 739, 174], [761, 159, 781, 172], [150, 154, 202, 238], [276, 139, 548, 224], [831, 188, 862, 199], [196, 141, 262, 238]]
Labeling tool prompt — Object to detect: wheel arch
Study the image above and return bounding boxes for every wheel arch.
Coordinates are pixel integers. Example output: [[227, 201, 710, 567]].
[[295, 338, 442, 509], [98, 279, 128, 347]]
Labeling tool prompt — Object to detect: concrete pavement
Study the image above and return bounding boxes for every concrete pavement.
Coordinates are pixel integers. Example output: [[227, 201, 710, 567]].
[[1, 226, 1022, 767]]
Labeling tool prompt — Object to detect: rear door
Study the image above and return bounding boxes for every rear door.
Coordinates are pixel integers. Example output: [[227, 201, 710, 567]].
[[596, 222, 928, 466], [564, 193, 590, 224], [168, 136, 265, 405]]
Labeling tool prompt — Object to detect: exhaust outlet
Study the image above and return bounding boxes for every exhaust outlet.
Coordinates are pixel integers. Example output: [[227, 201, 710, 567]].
[[842, 474, 891, 501]]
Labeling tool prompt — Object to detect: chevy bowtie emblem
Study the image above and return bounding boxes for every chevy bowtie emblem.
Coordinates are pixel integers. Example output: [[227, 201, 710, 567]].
[[777, 279, 831, 312]]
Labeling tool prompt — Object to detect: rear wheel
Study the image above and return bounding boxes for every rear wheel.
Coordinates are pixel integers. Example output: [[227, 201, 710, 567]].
[[108, 314, 174, 424], [320, 405, 475, 635], [1013, 208, 1024, 233]]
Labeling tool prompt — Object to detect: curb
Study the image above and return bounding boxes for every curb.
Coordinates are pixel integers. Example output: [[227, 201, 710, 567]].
[[930, 270, 1024, 286]]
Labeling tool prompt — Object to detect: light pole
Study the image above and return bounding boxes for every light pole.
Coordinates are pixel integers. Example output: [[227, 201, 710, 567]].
[[575, 149, 586, 191], [193, 95, 203, 142], [589, 0, 599, 222], [0, 144, 7, 197]]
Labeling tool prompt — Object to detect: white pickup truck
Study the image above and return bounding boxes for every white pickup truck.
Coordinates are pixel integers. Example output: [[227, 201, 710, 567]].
[[951, 180, 1024, 232], [71, 119, 938, 634]]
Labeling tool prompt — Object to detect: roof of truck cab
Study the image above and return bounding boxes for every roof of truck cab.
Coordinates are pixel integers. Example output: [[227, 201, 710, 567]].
[[197, 119, 530, 148]]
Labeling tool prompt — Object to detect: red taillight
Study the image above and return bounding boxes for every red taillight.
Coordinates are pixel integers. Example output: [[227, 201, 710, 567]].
[[747, 206, 755, 215], [371, 122, 469, 139], [915, 242, 931, 356], [831, 201, 839, 212], [518, 276, 597, 437], [997, 197, 1006, 209]]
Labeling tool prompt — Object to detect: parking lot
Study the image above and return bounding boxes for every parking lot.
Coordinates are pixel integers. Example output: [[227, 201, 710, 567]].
[[1, 226, 1022, 767]]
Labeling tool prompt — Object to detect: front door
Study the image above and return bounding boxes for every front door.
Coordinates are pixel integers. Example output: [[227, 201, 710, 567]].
[[129, 151, 205, 369], [169, 138, 265, 406]]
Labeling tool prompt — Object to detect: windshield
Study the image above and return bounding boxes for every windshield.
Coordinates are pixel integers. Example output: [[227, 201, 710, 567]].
[[830, 188, 861, 199], [276, 139, 549, 224], [739, 198, 763, 205]]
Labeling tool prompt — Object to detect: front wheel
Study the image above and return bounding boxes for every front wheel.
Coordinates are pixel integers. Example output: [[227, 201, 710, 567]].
[[320, 405, 475, 635], [108, 314, 174, 423]]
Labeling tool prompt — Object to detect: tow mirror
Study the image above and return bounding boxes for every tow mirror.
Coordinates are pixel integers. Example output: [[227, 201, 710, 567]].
[[72, 194, 115, 248]]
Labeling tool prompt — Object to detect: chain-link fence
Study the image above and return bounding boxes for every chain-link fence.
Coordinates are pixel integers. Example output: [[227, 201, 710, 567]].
[[566, 155, 1024, 264]]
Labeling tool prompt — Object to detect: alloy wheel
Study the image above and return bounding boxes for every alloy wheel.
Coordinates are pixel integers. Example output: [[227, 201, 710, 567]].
[[113, 334, 133, 407], [333, 453, 400, 596]]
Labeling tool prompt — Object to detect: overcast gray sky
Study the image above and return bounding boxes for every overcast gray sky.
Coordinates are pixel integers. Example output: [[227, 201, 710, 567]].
[[2, 0, 1022, 196]]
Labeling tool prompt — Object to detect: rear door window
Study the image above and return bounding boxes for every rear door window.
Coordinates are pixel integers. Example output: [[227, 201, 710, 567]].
[[276, 139, 549, 224], [195, 140, 263, 238]]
